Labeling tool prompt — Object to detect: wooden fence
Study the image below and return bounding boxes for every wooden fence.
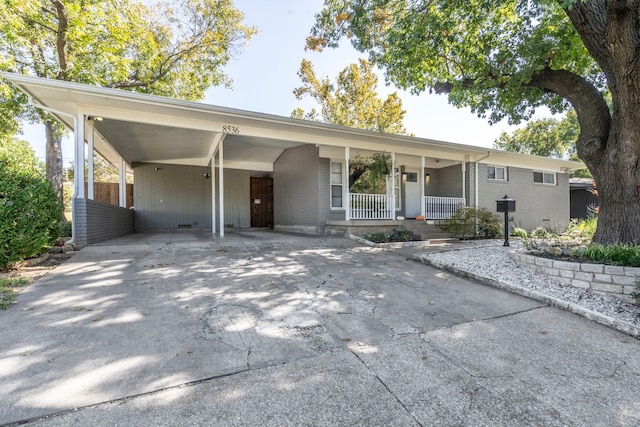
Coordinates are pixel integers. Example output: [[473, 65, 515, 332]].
[[84, 182, 134, 208]]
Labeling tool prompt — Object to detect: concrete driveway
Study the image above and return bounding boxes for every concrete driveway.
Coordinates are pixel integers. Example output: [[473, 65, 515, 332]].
[[1, 231, 639, 426]]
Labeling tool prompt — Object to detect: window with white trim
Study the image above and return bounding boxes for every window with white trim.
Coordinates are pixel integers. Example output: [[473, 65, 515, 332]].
[[394, 168, 401, 210], [330, 161, 343, 208], [487, 165, 506, 180], [533, 171, 556, 185]]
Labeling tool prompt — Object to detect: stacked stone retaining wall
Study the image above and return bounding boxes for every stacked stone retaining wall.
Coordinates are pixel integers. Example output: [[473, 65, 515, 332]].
[[510, 250, 639, 304]]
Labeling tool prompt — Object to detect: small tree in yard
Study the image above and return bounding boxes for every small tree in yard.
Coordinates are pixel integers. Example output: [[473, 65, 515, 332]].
[[0, 137, 60, 269], [443, 207, 503, 240]]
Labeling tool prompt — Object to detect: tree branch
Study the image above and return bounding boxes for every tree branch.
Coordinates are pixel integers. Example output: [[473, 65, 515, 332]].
[[50, 0, 68, 80]]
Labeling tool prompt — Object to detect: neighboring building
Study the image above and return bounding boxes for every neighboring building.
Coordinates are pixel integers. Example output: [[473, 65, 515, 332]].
[[570, 178, 599, 220], [4, 73, 583, 245]]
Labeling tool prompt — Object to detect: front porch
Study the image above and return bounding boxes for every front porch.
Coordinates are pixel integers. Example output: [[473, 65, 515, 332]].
[[348, 194, 466, 221]]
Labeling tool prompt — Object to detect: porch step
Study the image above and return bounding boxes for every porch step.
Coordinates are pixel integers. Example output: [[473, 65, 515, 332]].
[[399, 220, 456, 242]]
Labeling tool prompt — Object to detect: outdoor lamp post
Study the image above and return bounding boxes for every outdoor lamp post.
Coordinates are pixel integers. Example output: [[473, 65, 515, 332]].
[[496, 195, 516, 247]]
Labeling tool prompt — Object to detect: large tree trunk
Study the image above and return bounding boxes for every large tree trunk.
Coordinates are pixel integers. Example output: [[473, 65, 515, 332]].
[[562, 0, 640, 244], [45, 120, 65, 220]]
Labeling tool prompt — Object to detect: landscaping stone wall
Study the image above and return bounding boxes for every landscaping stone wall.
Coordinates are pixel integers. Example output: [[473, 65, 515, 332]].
[[510, 250, 638, 304]]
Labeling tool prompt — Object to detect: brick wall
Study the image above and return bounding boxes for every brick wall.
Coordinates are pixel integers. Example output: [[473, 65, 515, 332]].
[[74, 198, 134, 245], [477, 164, 570, 231]]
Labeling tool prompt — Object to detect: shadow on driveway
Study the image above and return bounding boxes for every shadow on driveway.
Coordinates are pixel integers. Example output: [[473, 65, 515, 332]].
[[1, 231, 639, 426]]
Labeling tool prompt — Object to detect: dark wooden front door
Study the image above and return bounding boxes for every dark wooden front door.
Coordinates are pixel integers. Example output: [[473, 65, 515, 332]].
[[250, 177, 273, 228]]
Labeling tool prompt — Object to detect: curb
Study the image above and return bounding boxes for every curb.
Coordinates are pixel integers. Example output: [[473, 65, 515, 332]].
[[411, 253, 640, 339]]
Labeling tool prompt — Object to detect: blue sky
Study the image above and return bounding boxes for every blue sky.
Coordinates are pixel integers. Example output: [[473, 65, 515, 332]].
[[22, 0, 540, 164]]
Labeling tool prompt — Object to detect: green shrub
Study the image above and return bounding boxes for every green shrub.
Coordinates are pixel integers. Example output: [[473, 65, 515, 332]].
[[389, 228, 412, 242], [443, 206, 503, 239], [476, 208, 503, 238], [364, 228, 413, 243], [511, 227, 528, 238], [531, 226, 552, 239], [0, 138, 61, 269], [59, 220, 72, 238], [442, 206, 477, 239], [574, 243, 640, 267], [364, 232, 389, 243], [566, 217, 597, 240]]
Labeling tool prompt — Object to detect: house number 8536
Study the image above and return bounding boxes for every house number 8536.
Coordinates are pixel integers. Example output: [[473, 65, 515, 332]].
[[222, 125, 240, 134]]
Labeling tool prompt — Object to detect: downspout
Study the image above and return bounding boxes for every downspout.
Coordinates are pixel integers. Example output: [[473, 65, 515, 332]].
[[474, 151, 491, 209], [27, 96, 79, 245]]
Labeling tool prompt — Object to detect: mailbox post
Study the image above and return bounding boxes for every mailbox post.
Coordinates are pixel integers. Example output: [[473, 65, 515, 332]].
[[496, 195, 516, 247]]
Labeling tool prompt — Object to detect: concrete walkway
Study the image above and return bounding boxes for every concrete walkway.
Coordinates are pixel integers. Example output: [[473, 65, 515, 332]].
[[1, 231, 639, 426]]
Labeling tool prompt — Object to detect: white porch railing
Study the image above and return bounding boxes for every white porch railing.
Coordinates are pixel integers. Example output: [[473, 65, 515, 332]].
[[349, 193, 394, 220], [424, 196, 466, 219]]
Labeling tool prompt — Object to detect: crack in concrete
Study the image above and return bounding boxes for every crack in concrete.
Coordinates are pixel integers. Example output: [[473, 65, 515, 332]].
[[347, 349, 424, 427]]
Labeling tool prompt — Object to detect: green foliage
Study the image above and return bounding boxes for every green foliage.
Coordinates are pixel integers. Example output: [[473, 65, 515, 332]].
[[308, 0, 602, 125], [59, 220, 72, 238], [631, 277, 640, 306], [531, 227, 553, 239], [0, 137, 61, 269], [566, 217, 597, 240], [574, 244, 640, 267], [0, 0, 256, 195], [364, 228, 412, 243], [511, 227, 528, 238], [0, 276, 29, 309], [494, 110, 579, 158], [442, 206, 503, 240], [292, 58, 408, 134]]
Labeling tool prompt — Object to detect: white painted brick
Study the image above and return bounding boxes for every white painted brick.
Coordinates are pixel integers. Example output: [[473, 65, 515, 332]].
[[571, 280, 591, 289], [553, 260, 580, 271], [542, 267, 559, 277], [534, 257, 553, 267], [593, 274, 612, 283], [574, 272, 593, 282], [580, 263, 603, 274], [612, 275, 636, 286], [623, 285, 638, 295], [604, 265, 626, 275], [591, 282, 623, 294], [624, 266, 640, 276], [559, 270, 574, 279]]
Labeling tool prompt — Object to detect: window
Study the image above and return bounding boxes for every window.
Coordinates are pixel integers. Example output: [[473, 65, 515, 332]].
[[330, 161, 343, 208], [394, 168, 401, 210], [487, 165, 506, 180], [533, 171, 556, 185]]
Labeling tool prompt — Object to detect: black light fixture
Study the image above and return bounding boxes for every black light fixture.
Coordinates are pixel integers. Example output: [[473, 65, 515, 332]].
[[203, 173, 211, 179], [87, 115, 103, 122], [496, 195, 516, 247]]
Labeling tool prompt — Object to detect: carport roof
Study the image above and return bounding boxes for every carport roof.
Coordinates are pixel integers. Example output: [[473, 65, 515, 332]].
[[4, 73, 583, 172]]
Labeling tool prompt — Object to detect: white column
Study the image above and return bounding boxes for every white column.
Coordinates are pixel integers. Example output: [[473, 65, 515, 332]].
[[420, 156, 425, 217], [461, 161, 467, 203], [74, 113, 86, 200], [391, 152, 396, 220], [218, 139, 224, 237], [344, 146, 350, 221], [87, 121, 94, 200], [119, 158, 126, 207], [211, 155, 216, 235]]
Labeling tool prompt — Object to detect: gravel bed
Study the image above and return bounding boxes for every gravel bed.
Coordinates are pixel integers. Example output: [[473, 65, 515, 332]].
[[422, 242, 640, 328]]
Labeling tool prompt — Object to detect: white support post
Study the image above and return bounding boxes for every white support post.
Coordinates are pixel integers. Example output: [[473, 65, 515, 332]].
[[344, 146, 350, 221], [119, 158, 126, 207], [461, 161, 467, 203], [218, 139, 224, 237], [211, 155, 216, 235], [420, 156, 426, 217], [391, 152, 396, 220], [74, 113, 86, 200], [87, 121, 94, 200]]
